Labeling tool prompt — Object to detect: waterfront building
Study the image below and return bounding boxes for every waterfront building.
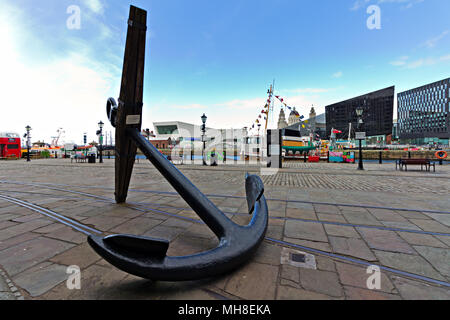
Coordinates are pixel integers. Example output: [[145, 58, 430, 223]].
[[397, 78, 449, 145], [277, 109, 288, 129], [325, 86, 395, 144]]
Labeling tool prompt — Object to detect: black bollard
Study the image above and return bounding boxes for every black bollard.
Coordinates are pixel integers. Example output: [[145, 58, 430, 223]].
[[304, 152, 307, 163], [379, 151, 382, 164], [327, 151, 329, 163]]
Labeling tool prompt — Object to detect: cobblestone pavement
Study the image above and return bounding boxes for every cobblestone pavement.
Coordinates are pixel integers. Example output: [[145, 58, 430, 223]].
[[0, 159, 449, 300]]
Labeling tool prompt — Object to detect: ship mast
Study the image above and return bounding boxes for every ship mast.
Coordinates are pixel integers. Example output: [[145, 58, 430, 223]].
[[265, 80, 275, 131]]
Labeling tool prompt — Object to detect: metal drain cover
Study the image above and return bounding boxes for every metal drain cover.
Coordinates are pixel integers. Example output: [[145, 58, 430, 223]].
[[291, 253, 306, 263], [281, 247, 317, 270]]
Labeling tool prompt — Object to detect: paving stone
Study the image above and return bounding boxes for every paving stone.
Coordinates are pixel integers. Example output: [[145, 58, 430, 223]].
[[109, 216, 163, 235], [182, 223, 216, 239], [369, 209, 408, 222], [315, 256, 336, 272], [425, 213, 450, 228], [50, 242, 101, 269], [324, 224, 360, 238], [0, 237, 74, 276], [0, 218, 54, 242], [397, 232, 448, 248], [397, 211, 431, 220], [314, 204, 340, 214], [45, 226, 86, 244], [0, 276, 9, 292], [266, 224, 283, 240], [335, 262, 396, 293], [374, 250, 446, 281], [144, 225, 185, 242], [280, 265, 299, 283], [0, 292, 16, 300], [276, 285, 336, 300], [317, 213, 347, 223], [284, 220, 328, 242], [225, 262, 279, 300], [299, 268, 343, 297], [435, 235, 450, 247], [253, 242, 282, 266], [11, 214, 42, 223], [413, 246, 450, 277], [391, 276, 450, 300], [0, 232, 41, 251], [286, 202, 314, 211], [0, 221, 18, 230], [286, 208, 317, 220], [329, 236, 377, 261], [357, 228, 415, 254], [41, 264, 131, 300], [166, 235, 217, 256], [343, 286, 401, 300], [159, 217, 193, 229], [380, 221, 422, 231], [82, 216, 129, 232], [13, 262, 68, 297], [283, 237, 332, 252], [410, 219, 450, 233], [32, 223, 65, 234], [341, 211, 383, 226]]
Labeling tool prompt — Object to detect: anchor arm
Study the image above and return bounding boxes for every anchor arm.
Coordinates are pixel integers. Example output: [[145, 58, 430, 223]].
[[88, 129, 269, 281], [128, 128, 233, 238]]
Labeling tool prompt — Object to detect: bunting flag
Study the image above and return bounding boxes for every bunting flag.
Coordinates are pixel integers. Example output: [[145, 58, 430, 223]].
[[333, 129, 342, 134], [302, 124, 306, 128]]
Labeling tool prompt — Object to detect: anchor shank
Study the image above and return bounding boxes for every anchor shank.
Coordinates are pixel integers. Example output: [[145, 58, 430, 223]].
[[129, 128, 234, 238]]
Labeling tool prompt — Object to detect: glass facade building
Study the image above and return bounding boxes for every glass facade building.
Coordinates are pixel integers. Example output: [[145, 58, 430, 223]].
[[398, 78, 450, 145], [326, 87, 395, 139]]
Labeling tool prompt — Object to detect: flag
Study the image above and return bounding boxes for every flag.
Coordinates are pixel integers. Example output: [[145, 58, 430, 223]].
[[333, 129, 342, 134], [304, 120, 308, 124], [302, 124, 306, 128], [300, 115, 305, 120]]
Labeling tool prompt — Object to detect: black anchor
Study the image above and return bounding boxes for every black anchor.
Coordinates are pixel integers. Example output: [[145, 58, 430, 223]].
[[88, 98, 268, 281], [87, 6, 269, 281]]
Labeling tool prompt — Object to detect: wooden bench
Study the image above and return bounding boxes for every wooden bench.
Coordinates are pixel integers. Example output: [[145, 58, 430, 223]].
[[396, 158, 435, 172]]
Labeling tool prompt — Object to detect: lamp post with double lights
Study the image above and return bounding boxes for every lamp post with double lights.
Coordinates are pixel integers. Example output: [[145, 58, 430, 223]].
[[201, 114, 207, 166], [356, 106, 364, 171], [97, 121, 104, 163], [25, 125, 31, 162]]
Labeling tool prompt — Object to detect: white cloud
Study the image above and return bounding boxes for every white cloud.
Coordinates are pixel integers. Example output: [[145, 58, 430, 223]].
[[332, 71, 343, 78], [82, 0, 104, 14], [0, 4, 119, 144], [351, 0, 425, 11], [281, 88, 332, 94], [390, 56, 409, 66], [390, 54, 450, 69], [422, 30, 449, 48]]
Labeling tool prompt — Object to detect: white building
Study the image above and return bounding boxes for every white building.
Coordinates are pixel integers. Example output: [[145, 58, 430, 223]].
[[152, 121, 248, 152]]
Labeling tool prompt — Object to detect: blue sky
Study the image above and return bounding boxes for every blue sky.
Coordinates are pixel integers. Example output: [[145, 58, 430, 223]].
[[1, 0, 449, 143]]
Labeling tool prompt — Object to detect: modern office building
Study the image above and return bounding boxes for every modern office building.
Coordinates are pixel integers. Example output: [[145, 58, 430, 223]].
[[325, 87, 395, 142], [397, 78, 449, 145]]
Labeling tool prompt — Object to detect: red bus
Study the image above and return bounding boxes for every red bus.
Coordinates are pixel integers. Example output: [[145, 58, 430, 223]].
[[0, 132, 21, 159]]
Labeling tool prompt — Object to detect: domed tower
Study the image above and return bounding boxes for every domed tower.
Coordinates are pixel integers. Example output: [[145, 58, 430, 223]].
[[277, 108, 288, 129], [288, 107, 300, 126]]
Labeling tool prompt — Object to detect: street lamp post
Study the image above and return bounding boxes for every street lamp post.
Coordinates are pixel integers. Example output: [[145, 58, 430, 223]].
[[201, 114, 207, 166], [356, 107, 364, 171], [98, 121, 104, 163], [25, 125, 31, 162]]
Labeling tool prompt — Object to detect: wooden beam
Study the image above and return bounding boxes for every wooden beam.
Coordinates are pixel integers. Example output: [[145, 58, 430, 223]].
[[115, 5, 147, 203]]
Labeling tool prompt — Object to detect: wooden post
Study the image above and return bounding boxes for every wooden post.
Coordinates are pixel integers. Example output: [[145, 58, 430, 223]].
[[114, 6, 147, 203]]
